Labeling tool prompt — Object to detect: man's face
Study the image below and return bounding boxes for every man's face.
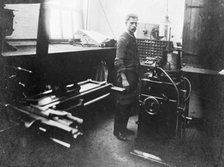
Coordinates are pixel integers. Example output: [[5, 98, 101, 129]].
[[126, 17, 138, 34]]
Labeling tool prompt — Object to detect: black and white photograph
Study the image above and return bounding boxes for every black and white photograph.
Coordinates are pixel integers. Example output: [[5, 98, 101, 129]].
[[0, 0, 224, 166]]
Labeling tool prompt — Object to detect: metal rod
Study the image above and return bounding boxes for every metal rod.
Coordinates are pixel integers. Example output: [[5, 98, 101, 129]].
[[84, 93, 110, 106]]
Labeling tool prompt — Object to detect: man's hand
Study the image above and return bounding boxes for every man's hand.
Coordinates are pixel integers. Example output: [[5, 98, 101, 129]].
[[122, 78, 130, 88], [120, 72, 130, 88]]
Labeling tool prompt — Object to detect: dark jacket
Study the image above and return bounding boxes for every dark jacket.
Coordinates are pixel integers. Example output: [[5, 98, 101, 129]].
[[114, 32, 140, 105], [114, 32, 140, 74]]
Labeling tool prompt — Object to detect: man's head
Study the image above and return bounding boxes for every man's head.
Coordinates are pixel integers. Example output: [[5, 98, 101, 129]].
[[125, 14, 138, 34]]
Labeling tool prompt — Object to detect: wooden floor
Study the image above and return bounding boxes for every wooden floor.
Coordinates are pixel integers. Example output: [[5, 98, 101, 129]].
[[0, 92, 223, 167]]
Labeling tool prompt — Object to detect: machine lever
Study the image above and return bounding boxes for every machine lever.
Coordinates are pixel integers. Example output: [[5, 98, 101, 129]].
[[110, 86, 126, 92], [48, 110, 83, 124]]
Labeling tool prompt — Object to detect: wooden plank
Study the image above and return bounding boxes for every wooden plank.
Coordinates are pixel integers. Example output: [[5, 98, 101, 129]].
[[182, 0, 204, 55], [181, 65, 223, 75], [5, 0, 40, 4], [36, 1, 49, 56]]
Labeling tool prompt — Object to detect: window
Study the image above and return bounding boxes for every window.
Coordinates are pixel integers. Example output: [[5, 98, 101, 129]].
[[2, 3, 40, 56], [45, 0, 84, 50], [1, 0, 84, 56]]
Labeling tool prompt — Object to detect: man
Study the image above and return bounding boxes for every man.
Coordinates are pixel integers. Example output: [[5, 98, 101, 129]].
[[114, 14, 140, 141]]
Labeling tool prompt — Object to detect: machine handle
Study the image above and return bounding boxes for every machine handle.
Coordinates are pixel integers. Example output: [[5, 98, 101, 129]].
[[110, 86, 126, 92]]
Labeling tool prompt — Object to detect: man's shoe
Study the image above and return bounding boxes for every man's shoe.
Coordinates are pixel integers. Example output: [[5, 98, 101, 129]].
[[124, 128, 135, 135], [114, 132, 127, 141]]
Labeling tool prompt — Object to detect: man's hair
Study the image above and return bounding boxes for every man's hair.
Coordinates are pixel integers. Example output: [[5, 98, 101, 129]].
[[125, 14, 138, 24]]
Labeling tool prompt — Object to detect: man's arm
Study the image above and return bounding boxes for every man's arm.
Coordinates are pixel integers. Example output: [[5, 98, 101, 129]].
[[115, 36, 130, 88]]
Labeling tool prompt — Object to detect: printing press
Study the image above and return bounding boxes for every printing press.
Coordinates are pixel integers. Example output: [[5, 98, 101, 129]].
[[136, 39, 191, 140], [130, 39, 192, 164]]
